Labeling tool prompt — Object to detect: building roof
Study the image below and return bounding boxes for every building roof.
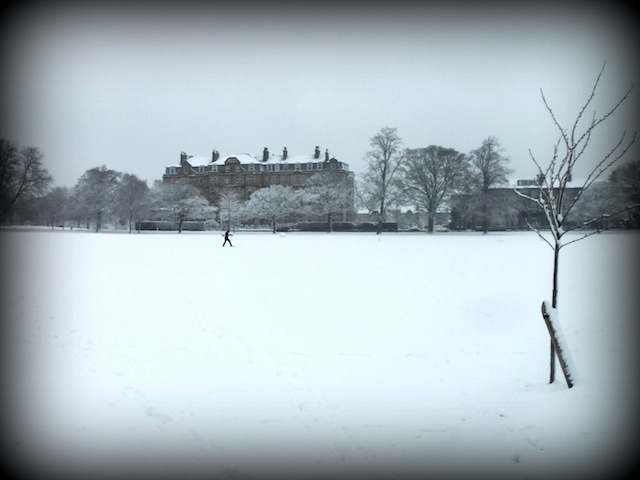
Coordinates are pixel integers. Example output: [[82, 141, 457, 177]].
[[509, 176, 590, 189], [168, 149, 343, 169]]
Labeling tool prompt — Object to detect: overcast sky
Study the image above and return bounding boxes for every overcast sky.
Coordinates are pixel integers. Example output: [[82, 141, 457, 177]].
[[2, 1, 638, 188]]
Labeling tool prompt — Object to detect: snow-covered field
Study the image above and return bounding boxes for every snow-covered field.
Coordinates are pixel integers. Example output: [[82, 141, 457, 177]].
[[1, 229, 639, 480]]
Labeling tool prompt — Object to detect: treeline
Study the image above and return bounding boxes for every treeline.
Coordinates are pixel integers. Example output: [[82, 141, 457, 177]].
[[0, 138, 354, 233], [356, 128, 640, 233], [19, 168, 217, 233], [3, 135, 638, 234], [0, 139, 217, 232]]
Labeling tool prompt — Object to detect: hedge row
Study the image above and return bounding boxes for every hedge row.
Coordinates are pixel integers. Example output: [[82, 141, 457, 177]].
[[136, 221, 206, 231], [290, 222, 398, 232]]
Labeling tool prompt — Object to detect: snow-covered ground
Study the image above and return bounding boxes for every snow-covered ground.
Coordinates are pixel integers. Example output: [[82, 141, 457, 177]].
[[1, 229, 638, 480]]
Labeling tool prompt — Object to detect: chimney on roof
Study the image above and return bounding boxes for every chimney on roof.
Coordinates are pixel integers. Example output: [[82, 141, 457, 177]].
[[263, 147, 269, 162], [325, 149, 329, 162], [212, 149, 220, 162], [283, 147, 288, 160], [180, 151, 188, 163], [314, 146, 320, 159]]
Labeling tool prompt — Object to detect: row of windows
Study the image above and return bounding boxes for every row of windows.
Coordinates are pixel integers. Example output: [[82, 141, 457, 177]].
[[209, 186, 259, 197], [167, 162, 346, 175], [216, 163, 330, 173], [209, 175, 306, 186]]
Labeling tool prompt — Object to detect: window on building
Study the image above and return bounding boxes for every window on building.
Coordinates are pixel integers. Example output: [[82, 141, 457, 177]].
[[248, 163, 255, 171], [267, 164, 273, 172], [210, 176, 218, 184], [224, 177, 230, 184], [212, 165, 218, 172], [236, 176, 241, 184], [274, 164, 280, 172], [225, 166, 231, 172], [198, 166, 205, 173]]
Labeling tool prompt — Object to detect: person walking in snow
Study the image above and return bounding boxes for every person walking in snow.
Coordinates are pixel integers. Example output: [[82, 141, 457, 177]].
[[222, 228, 233, 247]]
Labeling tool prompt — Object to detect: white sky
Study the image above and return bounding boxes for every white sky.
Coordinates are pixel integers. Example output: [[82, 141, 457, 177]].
[[2, 1, 638, 188]]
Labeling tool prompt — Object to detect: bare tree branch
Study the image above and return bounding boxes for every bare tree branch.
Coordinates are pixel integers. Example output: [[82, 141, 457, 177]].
[[570, 61, 605, 148]]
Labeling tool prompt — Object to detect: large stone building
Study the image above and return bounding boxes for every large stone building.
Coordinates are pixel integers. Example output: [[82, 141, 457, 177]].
[[163, 145, 355, 220]]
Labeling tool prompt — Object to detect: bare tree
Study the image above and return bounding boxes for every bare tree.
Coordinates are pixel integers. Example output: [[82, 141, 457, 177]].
[[359, 127, 405, 234], [0, 139, 53, 224], [515, 62, 636, 384], [467, 136, 513, 233], [402, 145, 468, 233]]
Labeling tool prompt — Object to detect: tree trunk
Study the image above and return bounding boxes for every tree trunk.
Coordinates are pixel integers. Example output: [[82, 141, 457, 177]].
[[482, 191, 489, 234], [272, 218, 277, 234], [377, 198, 385, 235], [427, 214, 434, 233], [542, 301, 574, 388], [549, 241, 561, 383]]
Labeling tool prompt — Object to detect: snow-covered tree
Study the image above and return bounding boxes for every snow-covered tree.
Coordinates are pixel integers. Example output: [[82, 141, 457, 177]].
[[40, 186, 70, 229], [113, 173, 150, 233], [217, 190, 244, 230], [609, 158, 640, 203], [151, 179, 217, 233], [401, 145, 469, 233], [609, 159, 640, 225], [72, 165, 121, 232], [571, 180, 629, 229], [245, 185, 302, 233], [359, 127, 405, 234], [515, 62, 636, 385], [304, 172, 351, 232]]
